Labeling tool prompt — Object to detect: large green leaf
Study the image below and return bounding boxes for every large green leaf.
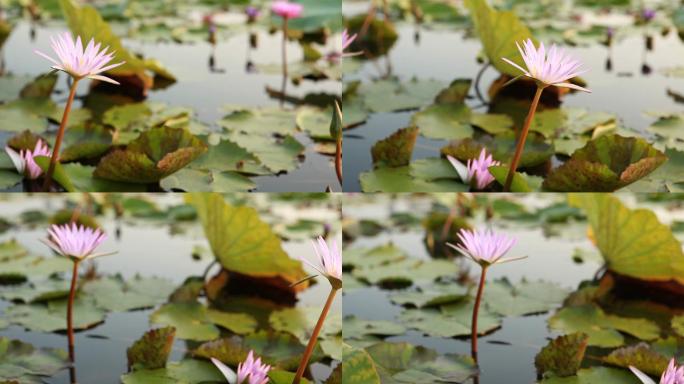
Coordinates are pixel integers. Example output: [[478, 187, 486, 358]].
[[371, 126, 419, 167], [568, 193, 684, 285], [185, 193, 307, 285], [342, 345, 381, 384], [94, 127, 207, 183], [544, 135, 666, 192], [0, 337, 68, 383], [465, 0, 536, 77]]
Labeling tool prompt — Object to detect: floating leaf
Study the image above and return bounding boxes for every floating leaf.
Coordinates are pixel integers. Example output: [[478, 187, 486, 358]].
[[602, 343, 669, 377], [226, 132, 304, 173], [121, 359, 224, 384], [535, 333, 589, 378], [150, 302, 220, 341], [389, 282, 469, 308], [94, 127, 207, 183], [540, 367, 639, 384], [359, 79, 445, 113], [6, 297, 106, 332], [371, 126, 419, 167], [544, 135, 666, 192], [411, 104, 473, 140], [360, 166, 467, 192], [206, 310, 258, 335], [548, 304, 660, 347], [343, 317, 407, 341], [0, 337, 68, 383], [342, 345, 381, 384], [483, 278, 569, 317], [401, 303, 501, 338], [160, 169, 255, 192]]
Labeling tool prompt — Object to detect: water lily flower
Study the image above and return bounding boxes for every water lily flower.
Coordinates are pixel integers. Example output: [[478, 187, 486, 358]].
[[630, 359, 684, 384], [501, 39, 590, 191], [246, 6, 260, 22], [447, 149, 500, 191], [342, 29, 356, 51], [271, 1, 303, 19], [446, 227, 523, 361], [43, 223, 112, 261], [502, 38, 590, 93], [642, 8, 656, 22], [302, 236, 342, 288], [211, 351, 271, 384], [5, 139, 51, 180], [35, 32, 125, 84], [447, 228, 523, 267]]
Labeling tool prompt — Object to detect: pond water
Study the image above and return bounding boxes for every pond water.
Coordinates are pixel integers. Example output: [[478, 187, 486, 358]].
[[342, 2, 684, 191], [0, 194, 341, 383], [1, 13, 341, 192], [342, 193, 684, 383]]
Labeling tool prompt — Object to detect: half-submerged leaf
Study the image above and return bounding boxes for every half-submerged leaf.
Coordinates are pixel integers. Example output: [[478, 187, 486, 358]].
[[127, 327, 176, 370], [535, 333, 589, 378], [371, 126, 419, 167], [94, 127, 207, 183], [544, 135, 666, 192]]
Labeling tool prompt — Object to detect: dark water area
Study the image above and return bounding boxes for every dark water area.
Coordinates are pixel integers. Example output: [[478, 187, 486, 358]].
[[1, 19, 342, 192], [342, 18, 684, 191], [0, 195, 340, 383], [342, 195, 615, 384]]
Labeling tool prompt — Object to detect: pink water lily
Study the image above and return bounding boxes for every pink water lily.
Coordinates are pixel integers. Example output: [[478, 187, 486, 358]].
[[631, 359, 684, 384], [5, 140, 51, 180], [212, 351, 271, 384], [502, 38, 590, 93], [447, 228, 523, 267], [447, 149, 500, 191], [301, 236, 342, 288], [342, 29, 362, 58], [43, 223, 112, 261], [271, 1, 303, 19], [35, 32, 125, 84]]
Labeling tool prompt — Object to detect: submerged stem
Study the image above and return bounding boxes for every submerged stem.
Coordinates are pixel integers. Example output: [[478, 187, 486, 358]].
[[471, 265, 488, 362], [43, 78, 79, 192], [67, 259, 80, 362], [292, 287, 339, 384], [503, 86, 544, 192]]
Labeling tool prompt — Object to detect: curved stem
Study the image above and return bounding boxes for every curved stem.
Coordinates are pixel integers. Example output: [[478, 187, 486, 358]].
[[473, 62, 490, 105], [67, 259, 80, 362], [471, 266, 488, 362], [335, 137, 342, 187], [43, 78, 79, 192], [503, 86, 544, 192], [292, 288, 338, 384], [280, 18, 289, 108]]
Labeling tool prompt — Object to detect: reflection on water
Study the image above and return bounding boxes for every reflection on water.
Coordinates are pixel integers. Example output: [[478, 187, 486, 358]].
[[343, 21, 684, 191], [2, 19, 341, 192], [342, 194, 684, 383], [0, 195, 340, 383]]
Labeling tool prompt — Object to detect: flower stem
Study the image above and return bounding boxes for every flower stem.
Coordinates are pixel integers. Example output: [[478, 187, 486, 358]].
[[280, 18, 289, 108], [503, 85, 544, 192], [43, 78, 79, 192], [335, 136, 343, 186], [67, 259, 80, 362], [471, 265, 488, 362], [293, 287, 338, 384]]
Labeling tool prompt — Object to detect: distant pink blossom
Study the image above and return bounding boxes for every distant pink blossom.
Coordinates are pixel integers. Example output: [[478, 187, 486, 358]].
[[35, 32, 125, 84], [44, 223, 112, 261], [5, 140, 51, 180], [447, 148, 500, 191], [271, 1, 303, 19], [211, 351, 271, 384], [502, 38, 590, 93], [630, 359, 684, 384], [447, 228, 524, 267]]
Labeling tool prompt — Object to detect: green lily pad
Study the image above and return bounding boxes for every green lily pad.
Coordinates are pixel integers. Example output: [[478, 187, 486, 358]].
[[94, 127, 208, 183], [206, 310, 258, 335], [160, 169, 255, 192], [489, 166, 543, 192], [353, 258, 459, 288], [121, 359, 224, 384], [150, 302, 220, 341], [409, 157, 458, 181], [548, 304, 660, 347], [82, 275, 176, 312], [58, 124, 112, 162], [544, 135, 666, 192], [218, 107, 298, 136], [189, 139, 269, 176], [226, 132, 304, 173], [441, 132, 554, 169], [568, 193, 684, 285], [297, 106, 334, 141], [6, 297, 107, 332], [365, 342, 477, 383], [482, 278, 569, 317], [0, 278, 69, 303], [0, 337, 68, 384], [401, 302, 501, 337], [61, 164, 147, 192], [186, 193, 308, 286], [127, 327, 176, 370], [269, 307, 341, 346], [371, 126, 419, 167], [359, 79, 445, 113], [193, 331, 322, 371], [540, 367, 640, 384], [343, 317, 407, 341], [411, 104, 473, 140], [389, 282, 469, 308], [535, 333, 589, 378], [360, 166, 468, 192], [0, 170, 22, 190]]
